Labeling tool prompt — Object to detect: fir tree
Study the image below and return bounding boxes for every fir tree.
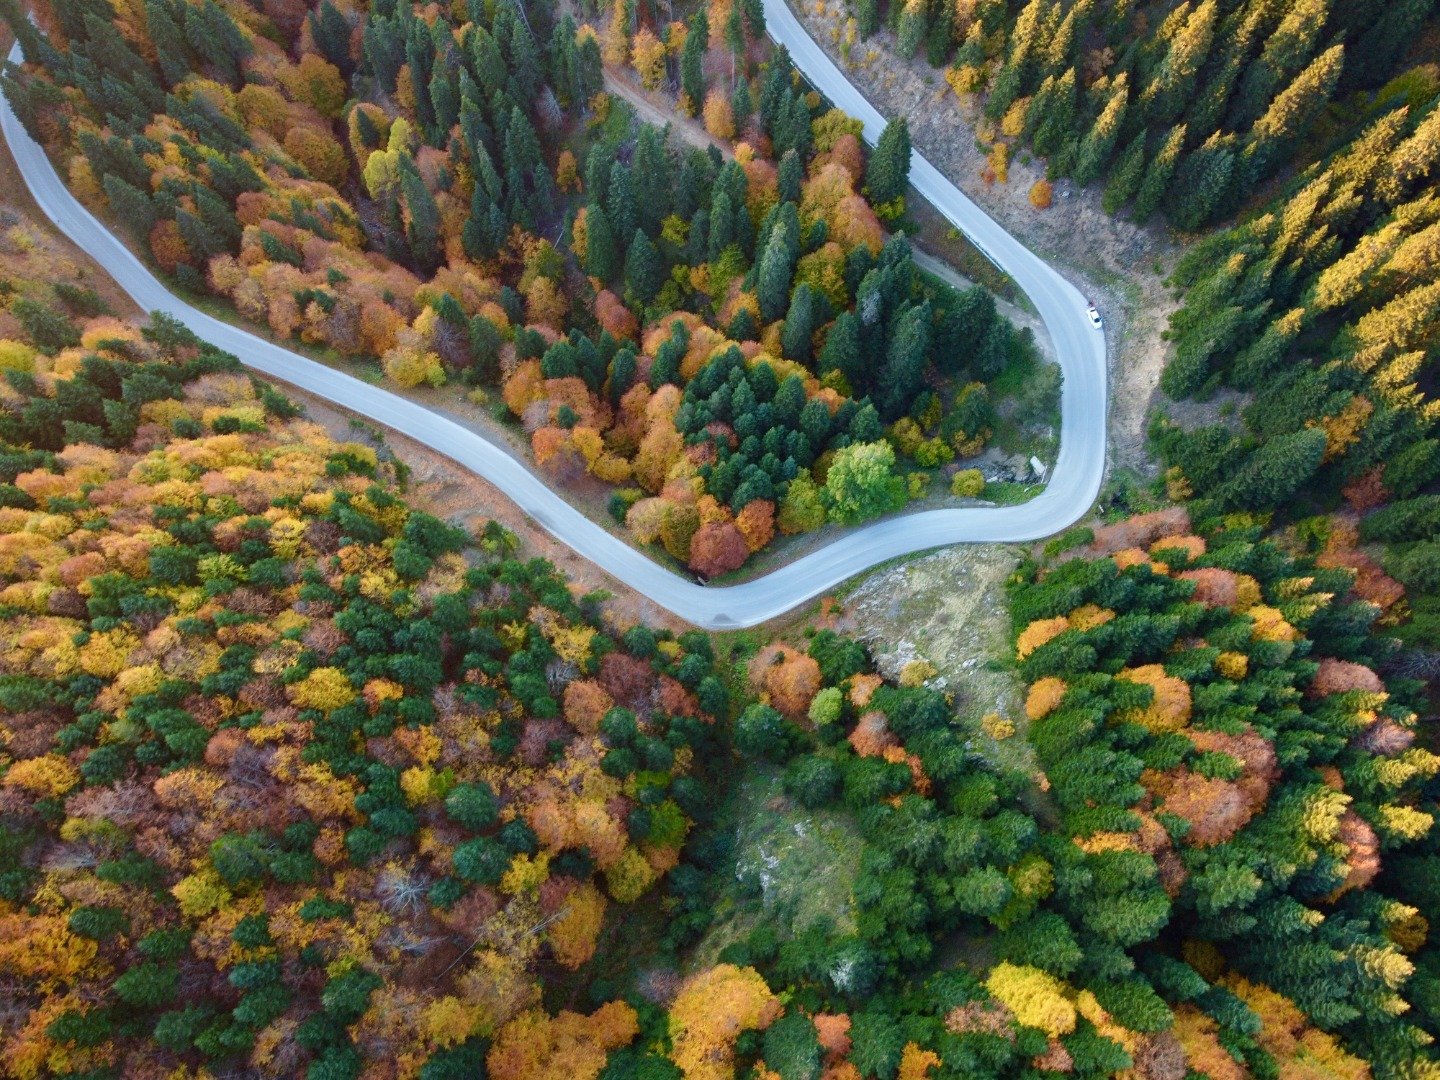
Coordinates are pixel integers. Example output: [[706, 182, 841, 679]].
[[624, 229, 664, 304], [1132, 122, 1185, 223], [781, 283, 823, 363], [866, 118, 912, 206], [583, 202, 620, 282], [1101, 132, 1147, 214]]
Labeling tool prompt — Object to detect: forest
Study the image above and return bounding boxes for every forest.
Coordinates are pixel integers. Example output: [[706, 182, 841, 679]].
[[833, 0, 1440, 644], [0, 0, 1043, 579], [4, 0, 1440, 1077], [846, 0, 1439, 229], [2, 265, 1439, 1075]]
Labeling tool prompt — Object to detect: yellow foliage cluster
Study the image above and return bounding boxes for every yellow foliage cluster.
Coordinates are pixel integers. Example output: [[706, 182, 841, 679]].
[[1016, 616, 1070, 659], [669, 965, 780, 1080], [984, 962, 1077, 1037], [546, 884, 608, 970], [1116, 665, 1193, 733], [1025, 677, 1068, 720], [3, 753, 81, 797], [488, 1001, 639, 1080], [288, 667, 356, 711]]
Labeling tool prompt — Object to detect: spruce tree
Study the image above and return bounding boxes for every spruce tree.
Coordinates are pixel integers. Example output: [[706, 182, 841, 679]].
[[583, 202, 620, 282], [781, 283, 821, 363], [1101, 132, 1147, 214], [624, 229, 664, 304], [1132, 122, 1185, 223], [866, 118, 912, 206]]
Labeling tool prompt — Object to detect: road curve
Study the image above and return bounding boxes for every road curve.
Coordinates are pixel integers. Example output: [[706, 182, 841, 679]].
[[1, 24, 1105, 631]]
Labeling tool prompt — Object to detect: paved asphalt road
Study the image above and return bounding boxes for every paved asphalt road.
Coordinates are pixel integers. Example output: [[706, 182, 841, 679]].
[[1, 23, 1106, 630]]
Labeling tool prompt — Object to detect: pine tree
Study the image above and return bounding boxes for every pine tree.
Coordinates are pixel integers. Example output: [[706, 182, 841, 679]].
[[725, 1, 745, 84], [1101, 131, 1146, 213], [781, 283, 822, 363], [631, 127, 672, 234], [876, 301, 931, 420], [855, 0, 880, 37], [681, 9, 709, 111], [504, 106, 543, 175], [1139, 0, 1215, 127], [1345, 0, 1432, 89], [896, 0, 929, 60], [176, 209, 225, 262], [102, 174, 157, 242], [1228, 0, 1328, 130], [400, 157, 441, 271], [1132, 122, 1185, 223], [708, 189, 736, 259], [575, 33, 604, 105], [548, 16, 578, 107], [469, 315, 503, 383], [778, 149, 803, 205], [732, 76, 754, 126], [309, 0, 355, 78], [184, 0, 253, 88], [1243, 44, 1344, 186], [584, 202, 620, 282], [866, 118, 912, 206], [624, 229, 664, 304], [1224, 427, 1327, 510], [756, 212, 799, 322], [608, 347, 638, 405], [606, 161, 638, 247], [1073, 75, 1127, 186], [1166, 132, 1237, 229], [1031, 68, 1077, 159], [469, 25, 508, 98]]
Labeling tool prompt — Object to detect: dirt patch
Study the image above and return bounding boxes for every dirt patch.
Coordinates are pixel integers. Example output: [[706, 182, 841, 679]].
[[834, 543, 1035, 776], [791, 0, 1180, 477]]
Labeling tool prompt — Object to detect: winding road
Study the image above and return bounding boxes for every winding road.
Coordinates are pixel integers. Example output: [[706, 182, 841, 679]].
[[0, 13, 1106, 630]]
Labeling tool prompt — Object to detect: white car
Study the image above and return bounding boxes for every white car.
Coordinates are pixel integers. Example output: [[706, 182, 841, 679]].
[[1087, 304, 1103, 330]]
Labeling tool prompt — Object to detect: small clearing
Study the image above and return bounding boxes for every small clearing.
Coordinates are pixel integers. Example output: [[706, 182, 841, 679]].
[[835, 543, 1036, 777]]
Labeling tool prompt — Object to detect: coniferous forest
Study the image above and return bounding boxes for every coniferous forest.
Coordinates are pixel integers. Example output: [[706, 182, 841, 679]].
[[1, 0, 1440, 1078]]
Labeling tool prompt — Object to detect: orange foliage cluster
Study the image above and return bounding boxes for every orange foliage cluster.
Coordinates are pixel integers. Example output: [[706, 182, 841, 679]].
[[1143, 727, 1279, 848], [751, 644, 823, 720], [1310, 657, 1385, 697], [1083, 508, 1192, 557]]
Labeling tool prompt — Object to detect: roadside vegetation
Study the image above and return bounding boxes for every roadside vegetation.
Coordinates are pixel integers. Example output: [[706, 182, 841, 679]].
[[3, 0, 1440, 1078], [0, 0, 1050, 581]]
